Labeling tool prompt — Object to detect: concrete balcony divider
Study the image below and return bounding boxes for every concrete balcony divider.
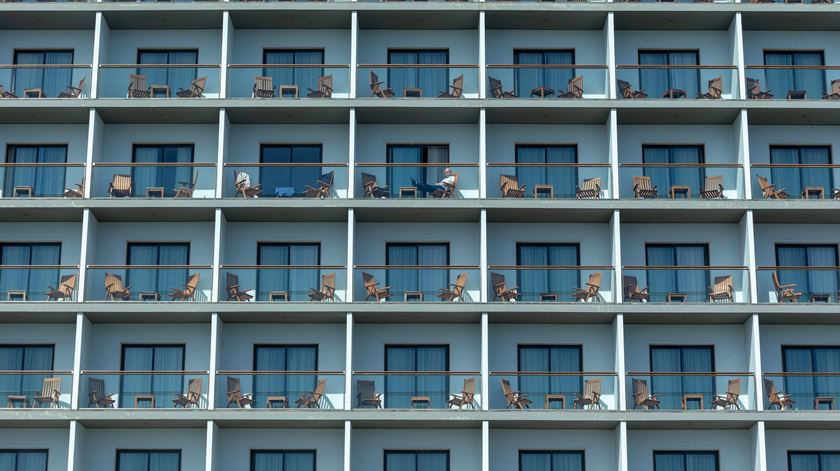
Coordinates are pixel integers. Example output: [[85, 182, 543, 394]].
[[215, 371, 345, 409], [227, 65, 351, 99], [487, 266, 615, 303], [79, 371, 209, 409], [486, 163, 612, 199], [351, 372, 481, 410], [97, 65, 221, 99], [0, 371, 73, 409], [621, 266, 750, 303], [626, 373, 756, 411], [619, 164, 745, 200], [91, 162, 216, 199], [222, 163, 349, 199], [0, 64, 91, 99], [616, 65, 740, 100], [485, 65, 608, 100], [488, 372, 618, 411], [218, 266, 346, 303], [356, 65, 480, 100], [0, 266, 80, 302], [85, 266, 213, 302], [353, 266, 481, 303]]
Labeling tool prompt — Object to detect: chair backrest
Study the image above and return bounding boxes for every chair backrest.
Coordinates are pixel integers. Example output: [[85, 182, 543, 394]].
[[632, 379, 649, 404], [227, 376, 241, 395], [188, 170, 199, 189], [184, 273, 200, 295], [713, 275, 733, 294], [322, 272, 336, 292], [188, 378, 202, 398], [105, 273, 125, 293], [129, 74, 147, 92], [500, 174, 520, 195], [587, 272, 602, 290], [488, 76, 503, 98], [746, 77, 760, 97], [446, 172, 459, 189], [112, 174, 131, 191], [76, 77, 86, 97], [59, 274, 77, 296], [89, 377, 106, 400], [764, 379, 778, 398], [633, 175, 653, 191], [568, 76, 583, 97], [581, 177, 600, 192], [707, 76, 722, 98], [771, 271, 785, 292], [41, 377, 61, 397], [319, 74, 333, 96], [311, 379, 327, 401], [362, 173, 377, 191], [362, 272, 378, 293], [500, 378, 514, 397], [319, 171, 335, 187], [491, 272, 507, 293], [617, 79, 632, 98], [255, 76, 273, 91], [234, 170, 252, 190], [369, 70, 381, 93], [462, 377, 475, 396], [584, 378, 601, 398], [190, 76, 207, 96], [704, 175, 723, 192], [357, 379, 376, 401], [450, 74, 464, 97], [756, 175, 772, 193], [452, 272, 468, 297], [623, 276, 640, 298], [727, 378, 741, 396], [831, 78, 840, 95]]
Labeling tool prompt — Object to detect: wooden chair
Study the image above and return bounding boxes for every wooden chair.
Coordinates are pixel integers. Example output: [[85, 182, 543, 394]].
[[698, 76, 723, 99], [764, 379, 795, 410], [88, 377, 115, 408], [226, 376, 255, 408], [33, 378, 61, 408], [369, 70, 395, 98], [501, 378, 531, 409], [0, 85, 18, 99], [833, 188, 840, 200], [491, 272, 519, 302], [234, 170, 262, 198], [362, 272, 391, 302], [500, 174, 526, 198], [823, 79, 840, 100], [168, 273, 200, 301], [711, 378, 741, 410], [173, 378, 202, 408], [304, 171, 335, 198], [105, 273, 132, 301], [572, 272, 601, 302], [307, 74, 334, 98], [633, 175, 658, 199], [58, 77, 86, 98], [772, 271, 802, 302], [438, 74, 464, 98], [746, 77, 773, 99], [437, 272, 468, 302], [128, 74, 151, 98], [623, 276, 649, 302], [253, 76, 276, 98], [431, 172, 459, 198], [176, 76, 207, 98], [295, 379, 327, 408], [700, 175, 724, 199], [617, 79, 648, 99], [488, 76, 516, 98], [356, 379, 382, 408], [557, 76, 583, 99], [447, 377, 476, 409], [108, 174, 132, 197], [308, 272, 336, 302], [63, 178, 85, 198], [47, 274, 76, 301], [362, 173, 389, 198], [575, 177, 601, 199], [708, 275, 734, 303], [756, 175, 790, 199], [632, 379, 660, 409], [573, 379, 602, 410], [174, 171, 198, 198], [225, 272, 253, 302]]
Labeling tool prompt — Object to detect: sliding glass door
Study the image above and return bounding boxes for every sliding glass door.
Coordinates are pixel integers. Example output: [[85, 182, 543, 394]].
[[132, 145, 194, 197], [386, 243, 449, 300], [518, 345, 582, 408], [776, 244, 839, 300], [253, 345, 318, 408], [385, 345, 449, 409], [126, 243, 189, 300], [764, 51, 825, 99], [770, 146, 832, 199], [783, 347, 840, 408], [386, 145, 449, 198], [137, 49, 198, 94], [13, 50, 73, 98], [257, 243, 320, 301], [387, 50, 449, 97], [0, 243, 61, 301], [263, 49, 324, 92], [120, 345, 185, 408], [260, 145, 322, 197], [645, 244, 709, 302], [515, 145, 578, 199], [517, 243, 579, 302], [4, 145, 68, 197], [639, 50, 700, 98], [0, 345, 54, 406], [513, 50, 575, 98], [642, 145, 705, 198], [650, 346, 714, 410]]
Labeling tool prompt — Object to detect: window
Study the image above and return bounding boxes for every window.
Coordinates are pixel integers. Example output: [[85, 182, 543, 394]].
[[385, 346, 449, 408], [518, 346, 582, 409], [384, 451, 449, 471], [4, 145, 68, 197], [253, 345, 318, 407], [126, 243, 190, 299], [769, 146, 833, 200], [257, 243, 321, 301], [638, 50, 700, 98], [386, 145, 449, 198], [513, 50, 575, 98], [775, 244, 839, 300], [783, 347, 840, 409], [116, 450, 181, 471], [120, 345, 185, 408], [516, 243, 580, 302], [386, 243, 449, 299], [251, 450, 316, 471], [12, 50, 73, 98], [515, 145, 578, 199], [0, 243, 61, 301], [132, 145, 194, 198], [645, 244, 709, 303], [260, 145, 323, 197], [0, 345, 54, 406], [387, 49, 449, 97], [650, 346, 714, 410], [789, 451, 840, 471], [520, 451, 585, 471], [653, 451, 719, 471], [137, 49, 198, 94], [263, 49, 324, 91], [642, 145, 705, 199], [764, 51, 825, 99], [0, 450, 48, 471]]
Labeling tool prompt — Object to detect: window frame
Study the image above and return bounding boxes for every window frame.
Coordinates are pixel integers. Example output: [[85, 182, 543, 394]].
[[4, 144, 69, 198], [115, 449, 182, 471], [0, 449, 49, 471], [652, 450, 720, 471], [383, 450, 451, 471], [250, 449, 317, 471], [788, 451, 840, 471], [518, 450, 585, 471]]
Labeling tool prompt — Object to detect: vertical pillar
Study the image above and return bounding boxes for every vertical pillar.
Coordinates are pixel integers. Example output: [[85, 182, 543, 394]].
[[206, 421, 219, 471], [479, 209, 487, 303], [343, 421, 352, 471], [77, 209, 98, 302], [480, 313, 489, 411], [616, 422, 628, 471], [610, 210, 622, 303], [742, 210, 758, 304], [346, 209, 355, 302], [71, 314, 90, 409], [731, 13, 746, 99], [746, 314, 763, 411], [479, 109, 487, 198], [220, 12, 232, 99], [212, 209, 226, 302], [90, 13, 108, 99], [84, 110, 102, 199], [208, 314, 222, 410], [752, 421, 767, 471], [345, 313, 354, 410], [350, 12, 358, 98], [216, 109, 229, 198], [607, 109, 619, 200], [67, 420, 86, 471], [478, 12, 486, 98], [736, 109, 752, 199], [614, 313, 626, 411], [348, 108, 356, 198], [481, 421, 490, 471], [605, 13, 616, 99]]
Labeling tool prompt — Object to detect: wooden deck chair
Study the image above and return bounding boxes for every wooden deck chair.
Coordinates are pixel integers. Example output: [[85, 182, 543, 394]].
[[501, 378, 531, 409], [303, 171, 335, 198], [491, 272, 519, 302], [572, 272, 601, 302], [362, 272, 391, 302], [823, 79, 840, 100], [573, 379, 602, 410], [173, 170, 198, 198], [63, 178, 85, 198], [500, 174, 526, 198], [234, 170, 262, 198], [253, 76, 276, 98], [105, 273, 132, 301], [47, 274, 76, 301], [0, 85, 18, 99], [108, 174, 132, 197], [633, 175, 658, 199], [623, 276, 649, 302], [176, 76, 207, 98], [711, 378, 741, 410], [756, 175, 790, 199], [632, 379, 660, 409], [128, 74, 151, 98], [698, 76, 723, 99], [88, 377, 115, 408], [58, 77, 85, 98], [833, 188, 840, 200], [447, 377, 476, 409], [362, 173, 389, 198], [356, 379, 382, 408], [173, 378, 202, 408], [168, 273, 200, 301], [33, 378, 61, 408], [369, 70, 395, 98], [225, 272, 253, 302], [295, 378, 326, 408], [307, 74, 334, 98], [437, 272, 468, 302], [308, 272, 336, 302], [439, 74, 464, 98], [557, 75, 583, 99], [432, 172, 458, 198], [575, 177, 601, 199], [488, 76, 516, 98], [764, 379, 795, 410], [617, 79, 647, 99], [700, 175, 724, 199], [226, 376, 254, 408], [707, 275, 734, 303], [746, 77, 773, 99], [772, 271, 802, 302]]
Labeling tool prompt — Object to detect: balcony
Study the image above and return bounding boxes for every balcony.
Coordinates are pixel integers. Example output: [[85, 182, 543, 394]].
[[619, 164, 744, 200], [488, 373, 618, 410], [0, 265, 80, 302], [0, 371, 73, 409], [756, 267, 839, 303], [488, 266, 615, 303], [357, 65, 479, 99], [216, 371, 344, 409], [0, 162, 86, 199], [227, 65, 350, 99], [485, 65, 608, 100], [0, 64, 90, 99], [487, 163, 611, 199], [621, 266, 750, 303], [616, 65, 739, 100], [351, 372, 480, 409], [354, 266, 480, 303], [626, 373, 755, 410], [97, 65, 221, 99], [91, 162, 216, 199], [222, 163, 348, 199], [79, 371, 208, 409], [354, 163, 478, 199], [219, 266, 346, 302], [745, 66, 840, 100], [751, 165, 840, 200], [85, 266, 212, 302], [763, 373, 840, 411]]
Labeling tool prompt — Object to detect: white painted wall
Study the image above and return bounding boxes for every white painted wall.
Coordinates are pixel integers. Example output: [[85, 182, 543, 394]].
[[765, 430, 840, 471], [81, 428, 206, 471], [490, 429, 617, 471], [216, 428, 344, 470], [627, 429, 752, 471], [0, 428, 69, 471], [352, 429, 481, 470], [759, 325, 840, 372]]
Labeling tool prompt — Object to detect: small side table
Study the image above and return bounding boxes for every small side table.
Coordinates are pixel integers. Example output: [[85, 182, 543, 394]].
[[544, 394, 566, 410], [403, 88, 423, 98], [682, 394, 705, 410], [279, 85, 299, 98], [134, 394, 156, 408], [145, 187, 165, 198], [399, 187, 418, 198], [670, 185, 691, 199], [274, 187, 296, 198], [533, 184, 554, 199], [810, 293, 832, 303], [529, 86, 554, 99], [6, 395, 28, 408], [269, 291, 289, 302], [267, 396, 288, 409], [787, 90, 807, 100], [539, 292, 559, 302], [404, 291, 424, 302], [24, 88, 44, 98], [7, 290, 27, 301], [667, 292, 687, 303], [663, 88, 687, 99], [150, 85, 170, 98], [814, 396, 836, 410], [139, 292, 159, 302], [802, 186, 825, 200], [13, 186, 33, 197], [410, 396, 431, 409]]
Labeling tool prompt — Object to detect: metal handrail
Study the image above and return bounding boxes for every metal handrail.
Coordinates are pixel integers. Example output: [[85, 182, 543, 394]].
[[617, 64, 737, 69], [0, 264, 78, 269], [218, 370, 344, 375], [746, 65, 840, 70], [491, 371, 617, 376], [222, 162, 348, 168], [93, 162, 216, 167], [356, 265, 480, 270], [757, 265, 840, 270], [487, 64, 608, 69], [359, 64, 479, 69], [627, 372, 752, 376], [99, 64, 220, 68], [620, 163, 743, 168], [0, 163, 85, 167], [221, 264, 345, 269], [752, 163, 840, 168], [490, 265, 612, 270], [0, 370, 72, 374], [354, 371, 480, 375], [0, 64, 91, 69], [488, 162, 611, 168], [624, 265, 747, 270], [86, 265, 213, 269], [355, 162, 478, 168], [229, 64, 350, 69], [81, 370, 209, 375], [764, 372, 840, 377]]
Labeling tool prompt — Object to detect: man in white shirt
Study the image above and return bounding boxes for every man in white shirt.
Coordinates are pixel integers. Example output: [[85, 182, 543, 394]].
[[411, 167, 455, 196]]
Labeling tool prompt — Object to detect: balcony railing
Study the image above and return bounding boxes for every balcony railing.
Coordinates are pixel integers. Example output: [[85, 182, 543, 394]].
[[227, 65, 350, 99], [626, 373, 755, 411], [354, 266, 480, 303], [0, 64, 91, 99], [616, 65, 739, 100], [486, 65, 608, 99], [216, 371, 344, 409], [79, 371, 209, 409], [222, 163, 348, 199], [0, 371, 73, 409], [354, 163, 478, 199], [97, 65, 221, 99], [745, 66, 840, 100], [757, 267, 840, 303], [488, 266, 615, 303], [751, 165, 840, 200], [220, 266, 346, 302], [618, 0, 734, 2], [0, 162, 86, 199], [351, 372, 480, 409], [489, 373, 618, 410], [85, 266, 212, 302], [0, 265, 80, 302], [91, 162, 216, 198], [357, 65, 479, 99], [621, 266, 749, 303], [619, 163, 744, 200], [487, 163, 611, 199], [763, 373, 840, 411]]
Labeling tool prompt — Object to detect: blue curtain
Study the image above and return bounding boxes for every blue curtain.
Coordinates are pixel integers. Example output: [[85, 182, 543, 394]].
[[655, 452, 718, 471], [521, 451, 584, 471], [386, 146, 449, 198], [0, 244, 60, 302], [777, 245, 839, 301], [639, 51, 699, 98], [253, 346, 317, 407], [253, 451, 316, 471], [517, 244, 579, 302], [643, 146, 704, 199], [5, 145, 67, 197], [120, 346, 184, 408], [0, 451, 49, 471], [118, 451, 180, 471], [646, 245, 708, 302], [126, 243, 189, 300], [651, 347, 713, 410], [260, 146, 322, 197], [264, 50, 324, 93], [385, 346, 448, 409], [256, 244, 320, 302], [770, 147, 832, 200], [386, 244, 448, 300], [514, 50, 574, 98], [132, 145, 193, 197], [138, 50, 197, 94], [784, 347, 840, 410], [518, 346, 581, 410], [385, 452, 448, 471], [821, 454, 840, 471], [765, 52, 825, 99], [789, 454, 821, 471], [516, 146, 578, 199], [388, 50, 448, 97], [13, 50, 73, 98], [0, 346, 53, 409]]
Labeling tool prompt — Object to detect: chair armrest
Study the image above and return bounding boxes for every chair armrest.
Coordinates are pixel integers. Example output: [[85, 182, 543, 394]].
[[778, 283, 797, 289]]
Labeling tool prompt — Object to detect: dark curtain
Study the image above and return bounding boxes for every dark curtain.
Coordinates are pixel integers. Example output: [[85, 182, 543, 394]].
[[257, 243, 320, 301], [642, 146, 704, 199], [639, 51, 700, 98], [520, 451, 585, 471], [126, 243, 189, 300], [253, 346, 318, 408], [776, 245, 839, 301], [4, 145, 67, 197], [765, 51, 825, 99], [517, 244, 579, 302], [386, 243, 449, 300], [388, 50, 448, 97], [770, 146, 832, 199], [0, 345, 54, 408], [516, 146, 578, 199], [120, 345, 184, 408], [645, 245, 709, 302], [784, 347, 840, 410], [264, 50, 324, 94], [138, 50, 198, 94], [654, 452, 718, 471], [0, 450, 49, 471], [0, 243, 60, 302], [385, 346, 448, 409], [13, 50, 73, 98], [117, 451, 180, 471], [650, 347, 714, 410], [514, 50, 574, 98], [518, 346, 581, 409], [386, 146, 449, 198], [260, 145, 322, 197], [385, 451, 449, 471], [132, 145, 193, 197]]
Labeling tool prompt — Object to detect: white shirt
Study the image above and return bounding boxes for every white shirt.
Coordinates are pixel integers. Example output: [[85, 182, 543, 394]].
[[440, 175, 456, 186]]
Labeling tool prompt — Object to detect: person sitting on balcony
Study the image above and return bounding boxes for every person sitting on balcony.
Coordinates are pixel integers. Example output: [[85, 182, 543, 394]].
[[411, 167, 456, 197]]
